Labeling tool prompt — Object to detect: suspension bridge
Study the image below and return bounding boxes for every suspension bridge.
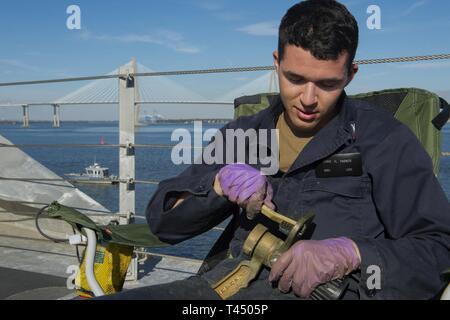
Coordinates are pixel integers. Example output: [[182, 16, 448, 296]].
[[2, 53, 450, 127], [0, 59, 279, 127]]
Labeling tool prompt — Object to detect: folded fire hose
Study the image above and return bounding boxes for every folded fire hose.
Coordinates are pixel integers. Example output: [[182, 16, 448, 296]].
[[38, 202, 350, 299], [36, 202, 168, 297]]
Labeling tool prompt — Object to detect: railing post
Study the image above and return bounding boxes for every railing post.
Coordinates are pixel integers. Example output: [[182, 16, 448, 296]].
[[52, 104, 61, 128], [118, 63, 136, 225], [131, 58, 141, 126], [22, 104, 29, 128]]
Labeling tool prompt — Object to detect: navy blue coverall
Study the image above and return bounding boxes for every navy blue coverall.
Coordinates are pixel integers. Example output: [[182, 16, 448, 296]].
[[145, 92, 450, 300]]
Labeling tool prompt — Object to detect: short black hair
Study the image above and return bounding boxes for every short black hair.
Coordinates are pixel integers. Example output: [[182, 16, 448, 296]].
[[278, 0, 359, 69]]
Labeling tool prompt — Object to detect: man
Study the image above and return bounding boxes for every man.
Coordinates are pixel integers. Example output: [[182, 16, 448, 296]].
[[106, 0, 450, 299]]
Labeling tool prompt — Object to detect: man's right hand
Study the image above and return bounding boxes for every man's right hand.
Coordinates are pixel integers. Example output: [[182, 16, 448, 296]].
[[214, 163, 275, 218]]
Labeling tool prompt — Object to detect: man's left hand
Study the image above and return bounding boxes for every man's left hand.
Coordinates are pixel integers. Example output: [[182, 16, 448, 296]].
[[268, 237, 361, 298]]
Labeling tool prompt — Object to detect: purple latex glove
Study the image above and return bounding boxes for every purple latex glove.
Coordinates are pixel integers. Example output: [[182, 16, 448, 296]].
[[216, 163, 275, 215], [269, 237, 361, 297]]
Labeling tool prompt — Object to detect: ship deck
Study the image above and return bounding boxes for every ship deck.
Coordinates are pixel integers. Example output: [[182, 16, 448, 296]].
[[0, 221, 201, 300]]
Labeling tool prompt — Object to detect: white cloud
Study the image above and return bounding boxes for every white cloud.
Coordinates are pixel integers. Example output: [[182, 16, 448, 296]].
[[0, 59, 70, 79], [0, 59, 40, 72], [236, 22, 278, 36], [194, 1, 244, 21], [400, 0, 429, 17], [80, 29, 201, 54]]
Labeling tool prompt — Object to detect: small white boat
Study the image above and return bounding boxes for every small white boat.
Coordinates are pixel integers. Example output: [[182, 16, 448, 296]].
[[65, 162, 118, 185]]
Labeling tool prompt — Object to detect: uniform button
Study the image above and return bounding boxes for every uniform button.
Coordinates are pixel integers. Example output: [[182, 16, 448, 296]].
[[197, 185, 205, 192]]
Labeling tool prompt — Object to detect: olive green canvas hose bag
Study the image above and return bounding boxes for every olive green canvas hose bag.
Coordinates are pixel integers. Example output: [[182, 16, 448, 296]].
[[44, 201, 168, 248], [234, 88, 450, 175]]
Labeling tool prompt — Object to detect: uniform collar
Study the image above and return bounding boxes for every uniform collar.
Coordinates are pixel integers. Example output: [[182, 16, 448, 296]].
[[263, 92, 356, 175]]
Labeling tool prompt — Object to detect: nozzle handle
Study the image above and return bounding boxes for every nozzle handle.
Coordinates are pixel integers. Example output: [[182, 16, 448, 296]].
[[261, 205, 297, 227]]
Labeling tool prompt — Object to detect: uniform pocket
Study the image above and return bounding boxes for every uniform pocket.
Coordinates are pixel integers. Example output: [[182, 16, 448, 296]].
[[299, 175, 372, 239]]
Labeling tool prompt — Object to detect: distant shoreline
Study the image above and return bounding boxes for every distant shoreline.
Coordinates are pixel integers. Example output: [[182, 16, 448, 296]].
[[1, 119, 449, 126], [0, 119, 233, 124]]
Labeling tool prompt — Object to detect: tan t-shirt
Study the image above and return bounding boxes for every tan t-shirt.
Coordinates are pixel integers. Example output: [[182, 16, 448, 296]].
[[276, 112, 314, 173]]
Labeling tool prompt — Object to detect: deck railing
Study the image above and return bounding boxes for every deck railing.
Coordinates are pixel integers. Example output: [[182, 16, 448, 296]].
[[0, 53, 449, 280]]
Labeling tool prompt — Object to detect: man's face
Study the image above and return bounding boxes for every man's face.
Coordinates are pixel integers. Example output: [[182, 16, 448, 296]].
[[274, 45, 358, 135]]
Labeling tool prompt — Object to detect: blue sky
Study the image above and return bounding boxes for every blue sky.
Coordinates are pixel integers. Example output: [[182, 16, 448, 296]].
[[0, 0, 449, 120]]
